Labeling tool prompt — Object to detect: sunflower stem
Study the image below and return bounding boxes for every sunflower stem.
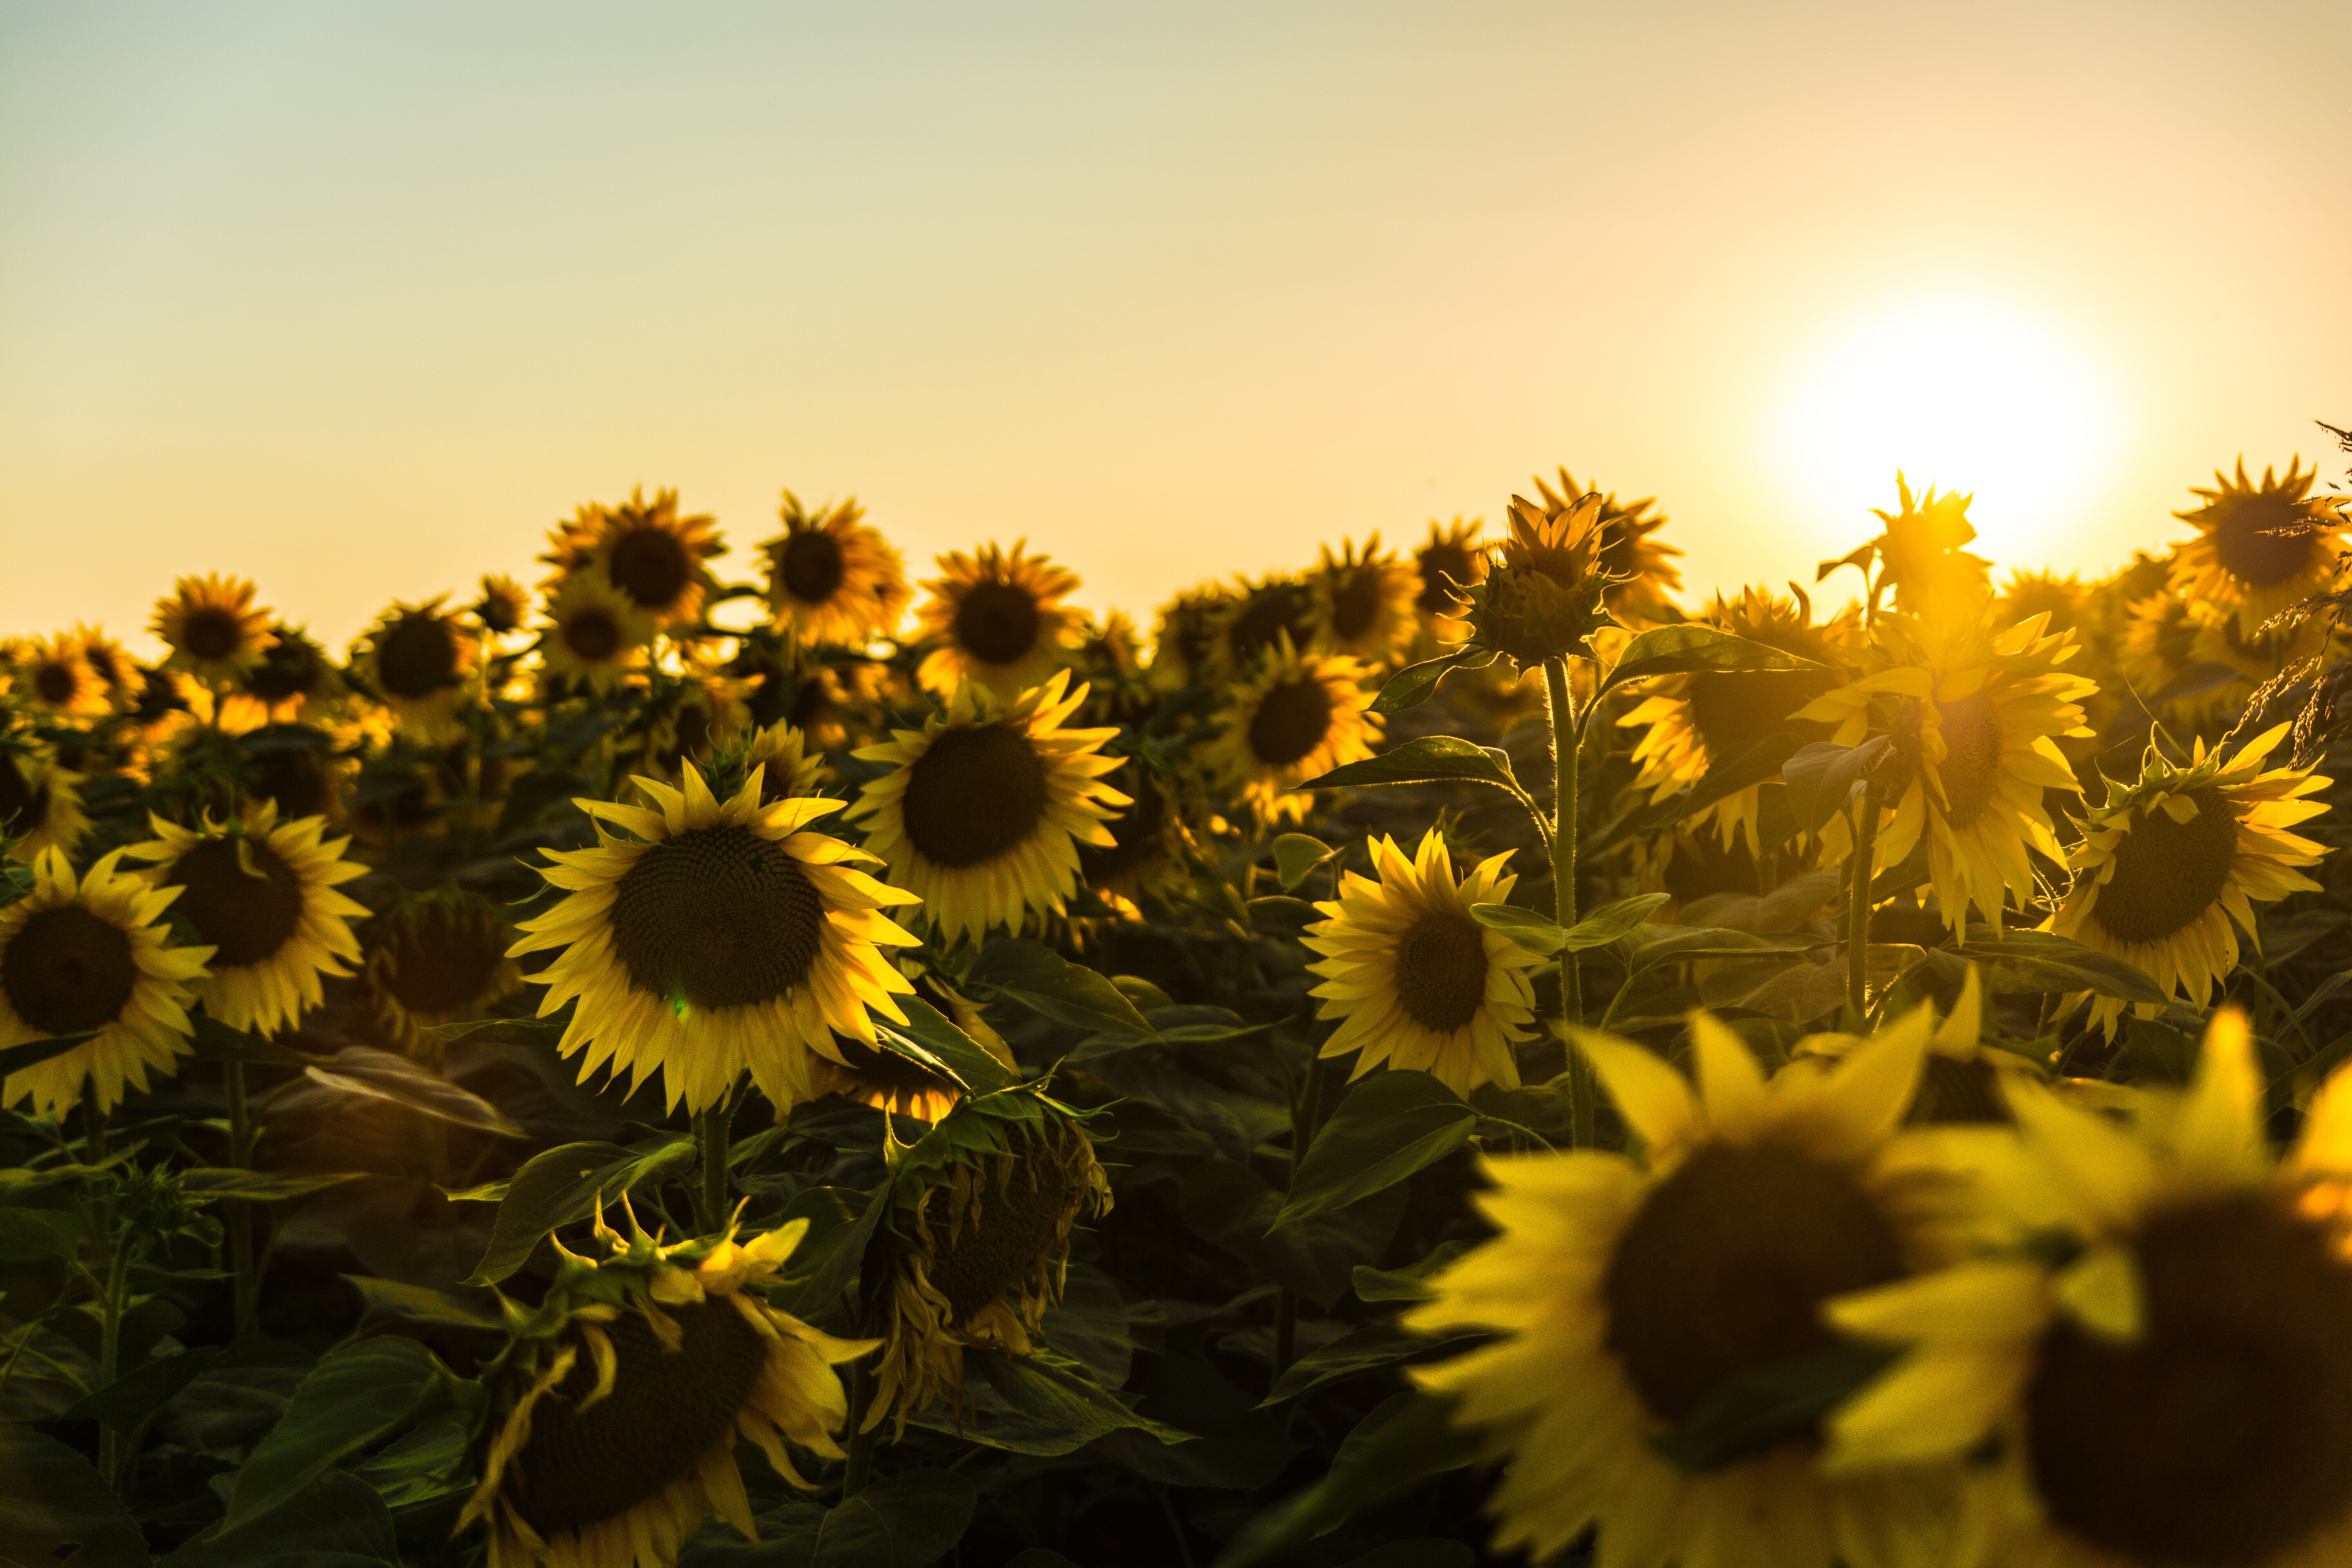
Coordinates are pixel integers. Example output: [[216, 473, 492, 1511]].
[[1845, 780, 1884, 1031], [842, 1361, 879, 1499], [82, 1100, 110, 1165], [96, 1226, 132, 1492], [693, 1096, 732, 1234], [224, 1059, 260, 1339], [1543, 659, 1591, 1147]]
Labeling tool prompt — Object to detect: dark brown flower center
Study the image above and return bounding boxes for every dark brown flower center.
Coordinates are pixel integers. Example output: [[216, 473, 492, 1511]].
[[562, 607, 622, 664], [610, 825, 825, 1010], [780, 529, 847, 606], [1416, 543, 1476, 615], [245, 632, 320, 701], [2090, 786, 2239, 946], [1392, 911, 1488, 1033], [900, 724, 1050, 869], [1227, 585, 1315, 666], [34, 662, 76, 707], [952, 580, 1042, 666], [477, 584, 525, 634], [1329, 568, 1386, 642], [508, 1298, 769, 1538], [377, 614, 461, 699], [924, 1140, 1082, 1323], [1934, 693, 2003, 829], [181, 605, 245, 662], [167, 837, 305, 968], [1246, 678, 1335, 768], [3, 905, 138, 1034], [2025, 1194, 2352, 1566], [2212, 491, 2315, 588], [1686, 670, 1837, 759], [1603, 1140, 1904, 1425], [251, 750, 333, 822], [379, 901, 506, 1016], [607, 526, 693, 610]]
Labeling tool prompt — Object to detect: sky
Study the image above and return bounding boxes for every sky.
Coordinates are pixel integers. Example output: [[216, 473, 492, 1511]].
[[3, 1, 2349, 657]]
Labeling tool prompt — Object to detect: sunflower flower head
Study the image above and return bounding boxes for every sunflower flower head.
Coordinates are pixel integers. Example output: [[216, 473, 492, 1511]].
[[0, 736, 90, 865], [361, 887, 522, 1060], [1205, 574, 1321, 681], [760, 490, 911, 648], [913, 542, 1082, 701], [1411, 517, 1486, 641], [1853, 472, 1992, 620], [545, 488, 726, 630], [1310, 535, 1419, 668], [74, 626, 140, 713], [539, 572, 659, 697], [1201, 633, 1381, 821], [1534, 468, 1684, 626], [152, 574, 278, 686], [354, 597, 481, 742], [474, 573, 532, 636], [18, 633, 111, 719], [1464, 488, 1620, 670], [1147, 584, 1230, 690], [1076, 760, 1195, 915], [2171, 455, 2349, 637]]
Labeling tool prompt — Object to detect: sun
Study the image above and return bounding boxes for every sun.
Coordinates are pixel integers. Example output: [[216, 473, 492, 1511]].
[[1780, 297, 2119, 570]]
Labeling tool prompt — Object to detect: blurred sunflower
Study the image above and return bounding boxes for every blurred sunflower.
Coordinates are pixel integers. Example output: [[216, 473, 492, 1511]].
[[1534, 468, 1684, 626], [1310, 536, 1419, 668], [245, 742, 345, 827], [2171, 456, 2349, 637], [913, 542, 1082, 701], [546, 487, 725, 629], [1411, 1012, 1955, 1568], [1203, 636, 1378, 820], [1412, 517, 1485, 634], [1072, 610, 1144, 684], [1858, 473, 1991, 618], [511, 763, 921, 1114], [1996, 569, 2085, 638], [152, 574, 276, 685], [848, 671, 1127, 947], [73, 626, 140, 713], [18, 633, 111, 719], [0, 740, 89, 864], [229, 623, 345, 726], [1205, 575, 1320, 681], [462, 1209, 872, 1568], [2049, 722, 2329, 1036], [125, 802, 369, 1038], [355, 598, 479, 742], [360, 888, 521, 1058], [633, 672, 753, 780], [473, 573, 531, 637], [1828, 1009, 2352, 1568], [1077, 762, 1193, 915], [540, 573, 657, 696], [760, 490, 910, 648], [2116, 592, 2232, 720], [0, 848, 212, 1119], [2188, 595, 2329, 688], [1146, 585, 1229, 690], [1301, 830, 1544, 1098], [739, 717, 827, 802]]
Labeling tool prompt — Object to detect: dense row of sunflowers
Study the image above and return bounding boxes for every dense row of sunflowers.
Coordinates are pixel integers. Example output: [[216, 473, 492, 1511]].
[[3, 433, 2350, 1568]]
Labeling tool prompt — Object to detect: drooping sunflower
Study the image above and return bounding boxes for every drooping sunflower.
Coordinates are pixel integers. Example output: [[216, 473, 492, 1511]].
[[866, 1091, 1111, 1439], [354, 598, 480, 742], [123, 802, 369, 1038], [1076, 761, 1194, 915], [1856, 472, 1992, 618], [545, 488, 726, 630], [510, 763, 922, 1114], [1619, 585, 1856, 855], [360, 889, 522, 1058], [1201, 635, 1379, 820], [17, 633, 111, 719], [2170, 455, 2349, 636], [1412, 516, 1486, 636], [1301, 830, 1545, 1098], [0, 740, 89, 864], [73, 626, 140, 713], [2048, 721, 2330, 1037], [912, 542, 1082, 701], [760, 490, 910, 648], [847, 671, 1128, 947], [0, 848, 213, 1119], [1799, 610, 2096, 937], [1826, 1008, 2352, 1568], [474, 573, 531, 637], [461, 1208, 873, 1568], [1532, 468, 1684, 626], [1310, 535, 1419, 668], [151, 574, 276, 685], [229, 623, 346, 727], [539, 572, 657, 696], [2188, 592, 2330, 688], [1409, 1011, 1959, 1568]]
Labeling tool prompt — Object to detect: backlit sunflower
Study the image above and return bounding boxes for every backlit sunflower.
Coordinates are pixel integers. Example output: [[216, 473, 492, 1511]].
[[1077, 761, 1194, 915], [540, 573, 657, 696], [1826, 1008, 2352, 1568], [1460, 489, 1617, 670], [474, 573, 531, 637], [18, 633, 111, 718], [1301, 830, 1545, 1098], [73, 627, 140, 713], [2116, 592, 2236, 722], [2188, 593, 2329, 688], [1410, 1010, 1958, 1568], [913, 542, 1082, 701], [0, 848, 213, 1119], [1146, 585, 1229, 690], [2170, 456, 2349, 636], [510, 763, 921, 1114], [1534, 468, 1684, 626], [1619, 585, 1856, 854], [462, 1208, 873, 1568], [1799, 610, 2096, 937], [0, 740, 89, 864], [809, 970, 1014, 1123], [1996, 570, 2085, 639], [1073, 609, 1144, 684], [2048, 721, 2330, 1037], [848, 671, 1125, 946], [1310, 536, 1419, 668], [738, 718, 827, 802], [1205, 574, 1321, 681], [360, 889, 521, 1059], [152, 574, 276, 686], [123, 802, 369, 1038], [760, 491, 910, 648], [1412, 517, 1486, 637], [1859, 473, 1991, 618], [355, 598, 480, 742], [546, 488, 726, 629], [227, 623, 345, 727], [1201, 635, 1379, 820], [866, 1091, 1111, 1439]]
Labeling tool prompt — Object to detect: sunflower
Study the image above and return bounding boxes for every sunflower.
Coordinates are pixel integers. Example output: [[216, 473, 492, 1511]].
[[1201, 635, 1379, 820], [912, 542, 1083, 701], [1072, 609, 1144, 684], [1798, 610, 2096, 937], [2170, 455, 2349, 636], [1310, 536, 1419, 668], [866, 1093, 1111, 1439], [0, 740, 89, 864], [73, 626, 140, 713], [1409, 1010, 1959, 1568], [546, 488, 725, 630], [360, 889, 521, 1059], [0, 848, 213, 1119], [123, 802, 369, 1038], [809, 969, 1014, 1123], [1826, 1008, 2352, 1568], [1619, 585, 1857, 855], [540, 573, 657, 696], [1076, 761, 1194, 915], [847, 671, 1128, 947], [1146, 585, 1230, 690], [229, 623, 345, 726], [1204, 575, 1320, 681], [474, 573, 531, 636], [461, 1207, 873, 1568], [1862, 473, 1991, 618], [17, 633, 111, 719], [510, 763, 922, 1114], [737, 718, 828, 802], [1461, 488, 1617, 669], [354, 598, 479, 742], [1300, 831, 1545, 1098], [2115, 591, 2236, 722], [2188, 593, 2330, 687], [760, 490, 910, 648], [152, 574, 276, 685], [2047, 721, 2329, 1037], [1533, 468, 1684, 626], [1412, 517, 1486, 635]]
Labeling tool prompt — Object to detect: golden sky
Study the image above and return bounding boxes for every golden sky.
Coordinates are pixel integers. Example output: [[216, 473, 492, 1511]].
[[4, 2, 2348, 656]]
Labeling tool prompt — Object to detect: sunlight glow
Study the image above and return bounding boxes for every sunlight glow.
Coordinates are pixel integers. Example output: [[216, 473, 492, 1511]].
[[1780, 298, 2120, 572]]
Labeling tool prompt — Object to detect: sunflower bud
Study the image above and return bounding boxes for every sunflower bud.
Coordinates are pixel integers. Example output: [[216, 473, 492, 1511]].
[[1466, 490, 1620, 668]]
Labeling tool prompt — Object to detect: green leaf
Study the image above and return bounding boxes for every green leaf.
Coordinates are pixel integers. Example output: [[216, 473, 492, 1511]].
[[876, 996, 1018, 1093], [1261, 1318, 1483, 1406], [167, 1472, 399, 1567], [298, 1046, 528, 1138], [1183, 1160, 1406, 1310], [912, 1348, 1193, 1456], [349, 1409, 472, 1508], [685, 1469, 978, 1568], [343, 1275, 502, 1331], [1952, 927, 2167, 1004], [1245, 895, 1320, 930], [1596, 624, 1827, 704], [1352, 1238, 1475, 1303], [222, 1336, 442, 1529], [1651, 1338, 1900, 1473], [0, 1424, 153, 1568], [1214, 1391, 1468, 1567], [1468, 894, 1668, 957], [967, 938, 1159, 1040], [1272, 833, 1337, 891], [0, 1030, 95, 1078], [1617, 925, 1828, 976], [766, 1183, 889, 1322], [1271, 1071, 1475, 1230], [0, 1205, 82, 1261], [1782, 735, 1893, 835], [64, 1346, 224, 1429], [461, 1136, 696, 1286], [1466, 902, 1565, 955], [177, 1169, 369, 1202], [1302, 735, 1523, 796], [1368, 646, 1494, 715]]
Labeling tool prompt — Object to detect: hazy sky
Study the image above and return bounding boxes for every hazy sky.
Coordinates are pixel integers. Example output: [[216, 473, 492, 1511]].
[[4, 2, 2348, 656]]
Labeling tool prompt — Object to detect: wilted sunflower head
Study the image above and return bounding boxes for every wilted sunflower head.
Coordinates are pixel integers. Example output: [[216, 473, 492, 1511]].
[[354, 598, 479, 742], [1532, 468, 1683, 625], [761, 490, 911, 648], [472, 573, 530, 636], [2171, 455, 2350, 635], [913, 541, 1083, 701], [362, 887, 520, 1057], [152, 574, 277, 685], [1464, 488, 1619, 669]]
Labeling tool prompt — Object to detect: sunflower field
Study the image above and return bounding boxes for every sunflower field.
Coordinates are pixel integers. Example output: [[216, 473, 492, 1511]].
[[5, 434, 2352, 1568]]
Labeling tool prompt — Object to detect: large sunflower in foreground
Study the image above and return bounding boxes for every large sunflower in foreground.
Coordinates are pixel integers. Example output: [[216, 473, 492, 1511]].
[[152, 573, 276, 686], [124, 803, 370, 1038], [1799, 610, 2095, 937], [0, 848, 213, 1119], [0, 741, 89, 864], [760, 490, 909, 648], [1826, 1009, 2352, 1568], [2170, 455, 2349, 636], [546, 488, 726, 630], [2048, 721, 2329, 1036], [355, 598, 480, 742], [1409, 1011, 1959, 1568], [511, 763, 922, 1114], [913, 542, 1082, 701], [1533, 468, 1684, 626], [1619, 585, 1855, 855], [539, 572, 657, 696], [461, 1209, 872, 1568], [360, 888, 521, 1059], [1301, 830, 1544, 1098], [848, 671, 1127, 947], [1201, 635, 1379, 820], [17, 633, 111, 719], [1310, 536, 1419, 668]]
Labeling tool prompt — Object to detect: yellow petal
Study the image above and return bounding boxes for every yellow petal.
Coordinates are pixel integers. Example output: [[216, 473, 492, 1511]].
[[2171, 1006, 2266, 1187], [2054, 1241, 2143, 1343], [1689, 1011, 1768, 1134], [1569, 1027, 1698, 1156], [1933, 965, 1984, 1058], [1826, 1259, 2051, 1345]]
